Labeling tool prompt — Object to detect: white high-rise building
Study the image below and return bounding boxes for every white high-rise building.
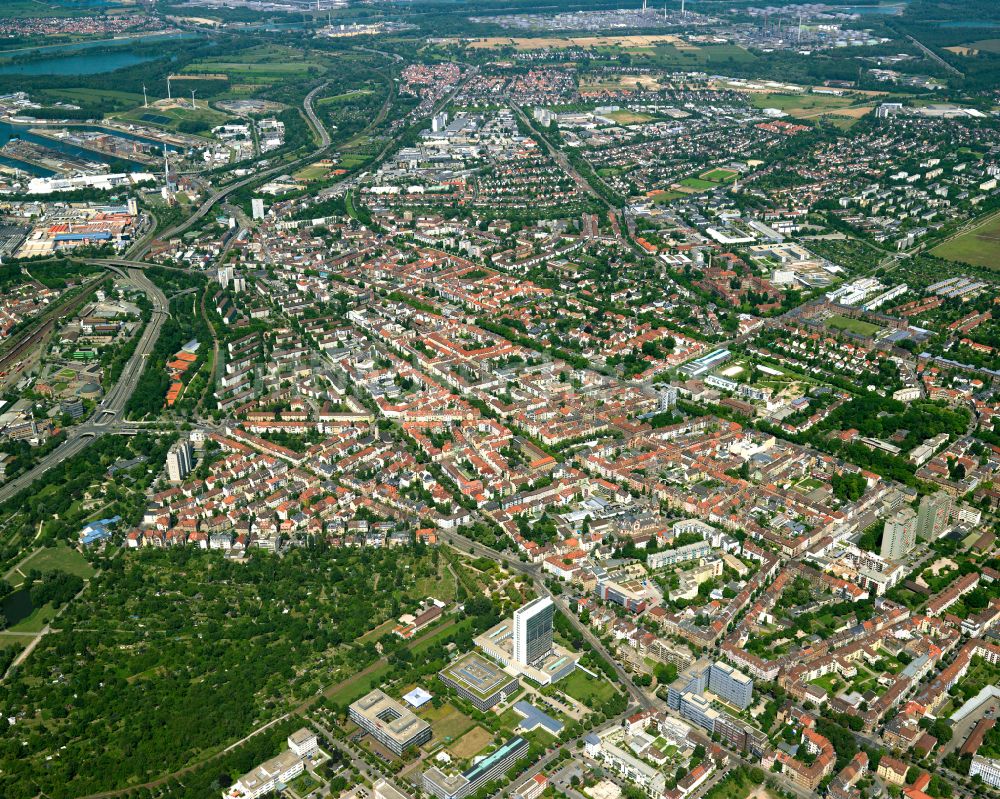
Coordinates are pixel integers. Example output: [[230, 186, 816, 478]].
[[251, 198, 265, 220], [881, 506, 917, 561], [513, 596, 554, 667], [916, 491, 952, 541], [166, 439, 194, 483]]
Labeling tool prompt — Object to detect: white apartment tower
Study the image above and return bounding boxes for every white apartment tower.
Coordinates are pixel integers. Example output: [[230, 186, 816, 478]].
[[166, 439, 194, 483]]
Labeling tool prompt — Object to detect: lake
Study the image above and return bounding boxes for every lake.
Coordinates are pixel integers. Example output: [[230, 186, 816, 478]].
[[0, 51, 156, 76], [0, 31, 196, 58], [1, 588, 34, 628], [839, 4, 906, 15]]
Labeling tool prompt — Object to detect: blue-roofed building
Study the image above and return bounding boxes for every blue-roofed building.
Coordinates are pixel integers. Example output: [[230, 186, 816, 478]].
[[79, 515, 121, 546], [513, 701, 563, 735], [55, 232, 112, 243]]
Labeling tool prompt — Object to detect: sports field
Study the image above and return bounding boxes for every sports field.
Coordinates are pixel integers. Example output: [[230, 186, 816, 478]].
[[932, 211, 1000, 269], [701, 168, 739, 183], [605, 110, 654, 125]]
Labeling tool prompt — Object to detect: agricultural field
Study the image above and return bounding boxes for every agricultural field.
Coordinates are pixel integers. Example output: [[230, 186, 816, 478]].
[[644, 43, 756, 69], [932, 210, 1000, 269], [750, 91, 874, 127], [945, 39, 1000, 56], [580, 74, 664, 92]]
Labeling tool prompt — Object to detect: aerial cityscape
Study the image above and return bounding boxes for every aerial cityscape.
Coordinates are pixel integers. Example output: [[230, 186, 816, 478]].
[[0, 1, 997, 799]]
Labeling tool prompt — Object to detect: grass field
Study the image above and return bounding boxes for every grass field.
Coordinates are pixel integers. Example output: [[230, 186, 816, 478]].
[[449, 725, 493, 758], [293, 164, 330, 181], [652, 190, 687, 204], [932, 210, 1000, 269], [605, 110, 654, 125], [8, 602, 57, 633], [115, 102, 230, 136], [0, 633, 36, 650], [701, 168, 739, 182], [750, 91, 875, 126], [5, 545, 95, 588], [422, 702, 475, 744], [679, 177, 719, 191], [647, 43, 756, 68], [559, 669, 617, 708], [826, 314, 881, 337]]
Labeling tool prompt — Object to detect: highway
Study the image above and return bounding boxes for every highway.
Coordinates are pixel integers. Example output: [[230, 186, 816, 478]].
[[0, 268, 168, 505], [144, 82, 333, 249]]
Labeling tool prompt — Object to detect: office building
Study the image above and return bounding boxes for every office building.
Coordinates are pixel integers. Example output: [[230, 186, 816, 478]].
[[251, 198, 265, 220], [475, 618, 578, 686], [166, 439, 194, 483], [679, 692, 720, 733], [668, 659, 753, 720], [881, 507, 917, 561], [438, 653, 519, 711], [423, 736, 528, 799], [709, 661, 754, 709], [349, 690, 432, 755], [373, 780, 412, 799], [287, 728, 318, 759], [513, 773, 548, 799], [714, 712, 770, 758], [970, 756, 1000, 788], [224, 751, 304, 799], [595, 579, 646, 613], [916, 491, 952, 541], [513, 596, 554, 666]]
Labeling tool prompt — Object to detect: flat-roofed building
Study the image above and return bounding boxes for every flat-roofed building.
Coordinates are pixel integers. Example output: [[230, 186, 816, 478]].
[[223, 750, 303, 799], [513, 596, 554, 666], [438, 652, 519, 711], [287, 728, 318, 759], [373, 779, 413, 799], [422, 736, 529, 799], [349, 689, 432, 755], [709, 661, 754, 709], [476, 618, 578, 685]]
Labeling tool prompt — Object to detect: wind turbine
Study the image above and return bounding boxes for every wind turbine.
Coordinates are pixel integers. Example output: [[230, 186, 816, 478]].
[[142, 84, 148, 108], [191, 90, 197, 110], [167, 76, 172, 101]]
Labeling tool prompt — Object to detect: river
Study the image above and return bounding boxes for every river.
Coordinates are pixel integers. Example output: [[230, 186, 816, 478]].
[[0, 120, 153, 176]]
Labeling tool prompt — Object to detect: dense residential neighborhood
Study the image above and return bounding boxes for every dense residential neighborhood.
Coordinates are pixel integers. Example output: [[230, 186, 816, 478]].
[[0, 1, 998, 799]]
